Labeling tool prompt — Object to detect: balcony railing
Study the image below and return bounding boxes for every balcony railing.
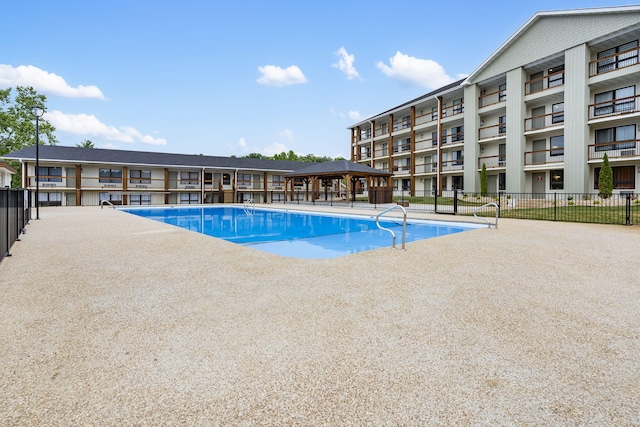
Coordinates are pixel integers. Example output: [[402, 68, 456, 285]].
[[524, 71, 565, 95], [359, 131, 372, 141], [479, 89, 506, 108], [374, 147, 389, 158], [375, 127, 389, 137], [524, 112, 564, 131], [588, 140, 640, 159], [443, 132, 464, 145], [479, 124, 506, 140], [589, 95, 640, 119], [442, 103, 464, 118], [392, 119, 411, 131], [589, 47, 639, 77], [415, 111, 438, 127], [442, 158, 464, 171], [478, 155, 506, 168], [414, 162, 438, 174], [524, 149, 565, 165]]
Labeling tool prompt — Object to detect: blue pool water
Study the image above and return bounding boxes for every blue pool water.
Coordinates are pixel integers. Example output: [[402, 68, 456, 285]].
[[121, 206, 482, 258]]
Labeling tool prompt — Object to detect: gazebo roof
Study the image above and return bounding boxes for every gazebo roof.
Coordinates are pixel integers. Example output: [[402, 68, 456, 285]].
[[284, 160, 392, 179]]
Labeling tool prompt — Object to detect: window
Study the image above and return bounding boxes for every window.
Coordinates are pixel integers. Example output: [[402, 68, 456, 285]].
[[452, 98, 464, 115], [432, 131, 438, 146], [548, 64, 564, 87], [451, 126, 464, 142], [99, 168, 122, 184], [498, 173, 506, 191], [594, 86, 636, 116], [552, 102, 565, 124], [237, 174, 251, 188], [272, 175, 283, 186], [180, 193, 199, 204], [597, 40, 639, 74], [452, 175, 463, 190], [453, 150, 464, 166], [401, 179, 410, 191], [498, 116, 507, 134], [431, 107, 438, 121], [498, 83, 507, 102], [499, 144, 506, 166], [529, 71, 544, 93], [594, 166, 635, 189], [550, 170, 564, 190], [99, 192, 122, 205], [180, 171, 199, 185], [550, 135, 564, 156], [37, 167, 62, 182], [130, 169, 151, 184], [402, 115, 410, 128], [595, 125, 636, 151], [130, 194, 151, 205], [38, 192, 62, 206], [223, 173, 231, 185]]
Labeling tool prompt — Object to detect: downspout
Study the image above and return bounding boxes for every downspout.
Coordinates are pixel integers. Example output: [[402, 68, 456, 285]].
[[234, 168, 238, 203], [368, 120, 374, 168]]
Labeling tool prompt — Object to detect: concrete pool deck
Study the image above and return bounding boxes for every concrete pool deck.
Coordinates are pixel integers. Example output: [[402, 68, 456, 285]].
[[1, 205, 639, 425]]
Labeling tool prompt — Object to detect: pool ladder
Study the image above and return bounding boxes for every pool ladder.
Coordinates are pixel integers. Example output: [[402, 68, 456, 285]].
[[243, 199, 255, 216], [376, 205, 407, 250], [100, 200, 116, 209], [474, 202, 499, 228]]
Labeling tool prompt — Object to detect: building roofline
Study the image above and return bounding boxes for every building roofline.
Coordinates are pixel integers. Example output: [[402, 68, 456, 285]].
[[463, 5, 640, 85], [348, 78, 465, 129]]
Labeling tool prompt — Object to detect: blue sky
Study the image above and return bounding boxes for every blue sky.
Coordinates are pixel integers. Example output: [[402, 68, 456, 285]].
[[2, 0, 637, 159]]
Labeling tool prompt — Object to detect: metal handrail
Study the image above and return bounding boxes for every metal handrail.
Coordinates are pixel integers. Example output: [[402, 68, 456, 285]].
[[375, 205, 407, 250], [243, 199, 255, 215], [474, 202, 499, 228], [100, 200, 115, 209]]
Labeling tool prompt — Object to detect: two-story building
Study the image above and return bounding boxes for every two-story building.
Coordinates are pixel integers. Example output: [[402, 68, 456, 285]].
[[350, 6, 640, 196], [3, 145, 312, 206]]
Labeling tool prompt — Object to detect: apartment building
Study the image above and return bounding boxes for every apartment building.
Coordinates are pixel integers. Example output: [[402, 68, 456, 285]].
[[3, 145, 311, 206], [350, 6, 640, 196]]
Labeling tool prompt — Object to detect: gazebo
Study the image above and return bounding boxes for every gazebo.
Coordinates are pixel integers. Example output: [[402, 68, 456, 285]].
[[283, 160, 393, 204]]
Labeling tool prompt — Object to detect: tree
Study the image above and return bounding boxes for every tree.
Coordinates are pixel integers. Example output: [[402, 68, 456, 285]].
[[0, 86, 57, 186], [480, 163, 488, 196], [76, 139, 94, 148], [598, 153, 613, 199], [244, 152, 267, 159]]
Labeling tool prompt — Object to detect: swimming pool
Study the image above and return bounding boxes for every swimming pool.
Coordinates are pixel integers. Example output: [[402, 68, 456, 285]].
[[121, 206, 482, 258]]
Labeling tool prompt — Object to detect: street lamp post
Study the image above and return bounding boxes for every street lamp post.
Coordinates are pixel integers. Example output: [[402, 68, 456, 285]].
[[31, 106, 44, 220]]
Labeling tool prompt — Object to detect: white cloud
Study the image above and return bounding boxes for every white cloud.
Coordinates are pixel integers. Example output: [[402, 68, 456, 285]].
[[348, 110, 362, 121], [257, 65, 307, 87], [45, 110, 166, 146], [237, 137, 248, 152], [376, 52, 456, 90], [279, 129, 293, 141], [263, 143, 288, 157], [332, 47, 360, 80], [0, 64, 104, 99]]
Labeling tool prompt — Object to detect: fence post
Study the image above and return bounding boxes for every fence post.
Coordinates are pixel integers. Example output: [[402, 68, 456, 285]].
[[554, 192, 557, 222], [434, 191, 438, 213], [626, 193, 631, 226], [4, 188, 11, 258], [453, 189, 458, 214]]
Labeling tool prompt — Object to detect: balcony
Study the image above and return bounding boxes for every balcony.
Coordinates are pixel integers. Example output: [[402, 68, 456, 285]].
[[589, 46, 639, 77], [588, 140, 640, 160], [442, 158, 464, 172], [414, 111, 438, 127], [478, 124, 506, 141], [479, 89, 506, 108], [442, 103, 464, 119], [392, 118, 411, 131], [524, 112, 564, 132], [375, 126, 389, 137], [414, 162, 438, 174], [478, 155, 505, 169], [524, 149, 565, 166], [524, 71, 565, 95], [374, 147, 389, 158], [442, 132, 464, 146], [588, 95, 640, 120]]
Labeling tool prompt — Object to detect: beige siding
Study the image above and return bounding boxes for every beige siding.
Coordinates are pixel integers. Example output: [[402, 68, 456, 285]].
[[473, 13, 640, 83]]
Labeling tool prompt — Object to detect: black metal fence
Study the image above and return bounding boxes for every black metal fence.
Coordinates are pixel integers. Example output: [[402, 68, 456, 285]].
[[1, 188, 31, 263], [272, 189, 639, 226]]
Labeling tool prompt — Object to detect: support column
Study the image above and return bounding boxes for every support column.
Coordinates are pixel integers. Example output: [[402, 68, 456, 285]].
[[505, 68, 527, 192], [464, 84, 481, 192]]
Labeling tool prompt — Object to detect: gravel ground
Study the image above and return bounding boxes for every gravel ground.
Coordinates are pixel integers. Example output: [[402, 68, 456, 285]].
[[1, 206, 639, 426]]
